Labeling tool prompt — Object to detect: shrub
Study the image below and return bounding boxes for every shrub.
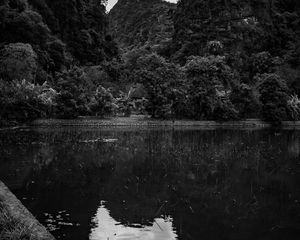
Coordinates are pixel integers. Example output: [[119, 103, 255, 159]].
[[0, 79, 55, 123]]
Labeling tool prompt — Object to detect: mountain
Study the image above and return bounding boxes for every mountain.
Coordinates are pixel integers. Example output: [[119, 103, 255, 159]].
[[172, 0, 300, 62], [28, 0, 118, 64], [109, 0, 176, 53], [0, 0, 118, 66]]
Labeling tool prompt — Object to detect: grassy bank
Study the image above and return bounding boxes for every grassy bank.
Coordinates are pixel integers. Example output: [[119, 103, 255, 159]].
[[0, 181, 55, 240], [0, 201, 34, 240]]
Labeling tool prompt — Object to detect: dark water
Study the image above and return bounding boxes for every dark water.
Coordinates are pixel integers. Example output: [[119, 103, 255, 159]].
[[0, 127, 300, 240]]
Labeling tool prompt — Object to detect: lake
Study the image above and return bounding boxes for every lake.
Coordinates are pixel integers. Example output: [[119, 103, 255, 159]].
[[0, 127, 300, 240]]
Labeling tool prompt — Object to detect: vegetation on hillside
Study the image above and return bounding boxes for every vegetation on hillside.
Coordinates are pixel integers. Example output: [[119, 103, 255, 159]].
[[0, 0, 300, 125], [109, 0, 175, 56]]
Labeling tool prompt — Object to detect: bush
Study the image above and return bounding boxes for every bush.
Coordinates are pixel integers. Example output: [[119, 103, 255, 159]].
[[0, 79, 55, 123]]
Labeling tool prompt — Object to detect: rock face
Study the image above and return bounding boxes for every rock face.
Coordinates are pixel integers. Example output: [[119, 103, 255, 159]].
[[109, 0, 175, 52]]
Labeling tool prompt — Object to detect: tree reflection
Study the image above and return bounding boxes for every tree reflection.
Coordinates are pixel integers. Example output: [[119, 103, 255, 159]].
[[0, 128, 299, 239], [90, 202, 177, 240]]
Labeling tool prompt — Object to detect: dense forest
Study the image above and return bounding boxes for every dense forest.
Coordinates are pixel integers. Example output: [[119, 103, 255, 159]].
[[1, 0, 300, 125]]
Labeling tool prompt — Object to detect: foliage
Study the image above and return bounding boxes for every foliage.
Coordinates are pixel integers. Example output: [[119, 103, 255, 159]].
[[54, 67, 92, 118], [184, 55, 236, 88], [257, 73, 290, 122], [213, 89, 239, 121], [0, 0, 68, 82], [287, 94, 300, 120], [134, 53, 187, 119], [109, 0, 175, 52], [251, 52, 273, 74], [46, 39, 66, 72], [53, 67, 119, 119], [172, 0, 267, 63], [230, 83, 261, 118], [0, 43, 38, 82], [206, 41, 224, 56], [0, 0, 51, 46], [278, 41, 300, 95], [0, 0, 299, 123], [28, 0, 118, 64], [0, 79, 56, 123], [184, 55, 238, 120], [89, 86, 116, 117]]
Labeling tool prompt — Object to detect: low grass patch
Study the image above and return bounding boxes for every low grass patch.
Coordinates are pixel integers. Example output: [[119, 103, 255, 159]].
[[0, 201, 33, 240]]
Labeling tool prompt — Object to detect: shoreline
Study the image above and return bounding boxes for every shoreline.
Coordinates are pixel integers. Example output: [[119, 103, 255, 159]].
[[30, 117, 300, 128], [0, 181, 55, 240], [1, 117, 300, 131]]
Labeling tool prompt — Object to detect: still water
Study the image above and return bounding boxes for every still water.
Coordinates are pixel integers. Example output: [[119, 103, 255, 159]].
[[0, 127, 300, 240]]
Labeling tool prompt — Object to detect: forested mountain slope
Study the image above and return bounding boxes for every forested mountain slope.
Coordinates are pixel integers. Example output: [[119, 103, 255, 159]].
[[109, 0, 175, 53], [28, 0, 118, 64], [1, 0, 300, 125], [0, 0, 118, 73], [172, 0, 300, 62]]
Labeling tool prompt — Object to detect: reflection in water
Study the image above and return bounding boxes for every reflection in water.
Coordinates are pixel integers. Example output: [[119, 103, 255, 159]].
[[0, 127, 300, 240], [90, 202, 177, 240]]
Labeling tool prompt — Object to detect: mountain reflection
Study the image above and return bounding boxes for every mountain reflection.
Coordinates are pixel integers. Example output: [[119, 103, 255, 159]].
[[90, 203, 178, 240]]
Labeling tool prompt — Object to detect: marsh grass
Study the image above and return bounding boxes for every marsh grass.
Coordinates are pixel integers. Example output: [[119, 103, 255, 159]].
[[0, 201, 33, 240]]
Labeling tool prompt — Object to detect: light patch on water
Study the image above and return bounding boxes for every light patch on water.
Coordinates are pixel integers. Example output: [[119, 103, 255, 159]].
[[79, 138, 118, 144], [90, 204, 178, 240]]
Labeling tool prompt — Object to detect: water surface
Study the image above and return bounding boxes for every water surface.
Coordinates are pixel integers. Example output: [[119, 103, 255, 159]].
[[0, 127, 300, 240]]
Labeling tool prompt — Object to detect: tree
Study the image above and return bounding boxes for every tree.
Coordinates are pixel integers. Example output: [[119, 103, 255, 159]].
[[257, 73, 290, 122], [134, 53, 187, 119], [0, 79, 55, 123], [28, 0, 117, 64], [287, 94, 300, 120], [0, 1, 51, 46], [231, 83, 260, 118], [89, 86, 116, 117], [184, 55, 238, 120], [0, 43, 38, 82]]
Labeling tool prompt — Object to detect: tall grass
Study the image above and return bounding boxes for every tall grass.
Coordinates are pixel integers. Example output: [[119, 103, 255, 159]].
[[0, 202, 33, 240]]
